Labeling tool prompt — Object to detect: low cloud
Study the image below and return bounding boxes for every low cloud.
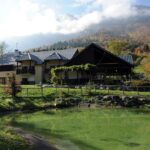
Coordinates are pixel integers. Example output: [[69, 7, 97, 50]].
[[74, 0, 136, 17], [0, 0, 138, 39], [58, 0, 137, 34]]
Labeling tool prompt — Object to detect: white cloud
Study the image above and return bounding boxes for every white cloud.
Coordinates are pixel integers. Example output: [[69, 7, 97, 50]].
[[57, 11, 102, 34], [0, 0, 136, 39], [58, 0, 136, 33], [74, 0, 136, 17], [73, 0, 92, 7], [0, 0, 59, 39]]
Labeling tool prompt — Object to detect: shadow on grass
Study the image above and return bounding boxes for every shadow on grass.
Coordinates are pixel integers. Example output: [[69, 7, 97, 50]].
[[11, 121, 102, 150], [101, 138, 141, 148], [43, 111, 56, 115], [14, 96, 54, 102], [128, 109, 150, 115]]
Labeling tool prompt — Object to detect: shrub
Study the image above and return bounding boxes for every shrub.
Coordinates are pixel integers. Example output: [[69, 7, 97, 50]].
[[130, 79, 150, 86], [50, 64, 96, 84], [3, 75, 22, 97]]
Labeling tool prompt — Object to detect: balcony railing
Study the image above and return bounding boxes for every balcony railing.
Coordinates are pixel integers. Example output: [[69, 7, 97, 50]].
[[45, 68, 50, 73], [17, 67, 35, 74]]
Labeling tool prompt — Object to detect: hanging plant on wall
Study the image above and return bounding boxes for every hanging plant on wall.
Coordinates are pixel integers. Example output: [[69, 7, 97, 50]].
[[50, 64, 96, 84]]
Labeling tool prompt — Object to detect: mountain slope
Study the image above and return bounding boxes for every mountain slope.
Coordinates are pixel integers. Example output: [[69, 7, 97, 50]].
[[5, 5, 150, 51]]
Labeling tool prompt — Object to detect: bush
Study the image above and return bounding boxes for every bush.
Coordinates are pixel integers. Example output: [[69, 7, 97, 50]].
[[84, 82, 95, 96], [130, 79, 150, 86], [3, 76, 22, 97], [0, 129, 30, 150]]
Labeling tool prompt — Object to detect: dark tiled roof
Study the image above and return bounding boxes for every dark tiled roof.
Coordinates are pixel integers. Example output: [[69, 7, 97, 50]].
[[0, 48, 77, 66], [66, 43, 134, 67], [17, 53, 29, 61], [45, 52, 68, 61], [0, 53, 17, 66], [31, 48, 77, 60], [17, 48, 77, 64], [120, 55, 133, 64], [17, 53, 43, 64]]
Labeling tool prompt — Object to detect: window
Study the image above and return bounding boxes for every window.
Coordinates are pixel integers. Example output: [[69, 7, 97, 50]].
[[22, 78, 28, 84], [0, 78, 6, 84]]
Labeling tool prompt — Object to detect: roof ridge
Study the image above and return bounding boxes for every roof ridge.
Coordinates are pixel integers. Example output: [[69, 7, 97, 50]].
[[56, 52, 63, 59], [28, 52, 31, 60], [90, 43, 133, 66], [50, 52, 61, 59]]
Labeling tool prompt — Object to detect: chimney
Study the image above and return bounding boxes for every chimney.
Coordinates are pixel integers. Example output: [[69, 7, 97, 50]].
[[14, 49, 21, 58]]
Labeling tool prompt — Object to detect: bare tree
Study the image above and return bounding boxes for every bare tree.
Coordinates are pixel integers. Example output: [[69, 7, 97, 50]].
[[0, 42, 7, 64]]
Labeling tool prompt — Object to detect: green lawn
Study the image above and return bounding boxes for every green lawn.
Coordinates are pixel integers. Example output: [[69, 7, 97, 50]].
[[0, 85, 150, 112], [0, 119, 30, 150], [18, 86, 150, 97], [134, 65, 144, 74], [0, 84, 149, 98], [8, 108, 150, 150]]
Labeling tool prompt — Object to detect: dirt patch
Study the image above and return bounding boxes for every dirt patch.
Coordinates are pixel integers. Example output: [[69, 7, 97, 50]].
[[8, 127, 58, 150]]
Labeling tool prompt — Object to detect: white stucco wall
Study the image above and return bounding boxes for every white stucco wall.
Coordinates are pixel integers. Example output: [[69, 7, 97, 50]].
[[35, 65, 43, 84]]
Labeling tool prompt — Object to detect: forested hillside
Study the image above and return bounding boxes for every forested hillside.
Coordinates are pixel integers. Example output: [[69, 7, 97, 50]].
[[25, 5, 150, 80], [29, 5, 150, 53]]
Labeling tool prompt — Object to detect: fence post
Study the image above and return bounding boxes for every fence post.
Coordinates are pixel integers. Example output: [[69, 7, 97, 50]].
[[41, 86, 43, 97], [56, 86, 57, 94], [137, 87, 139, 96], [68, 86, 70, 94], [108, 86, 110, 94], [122, 86, 125, 95], [81, 86, 83, 95], [27, 88, 28, 97]]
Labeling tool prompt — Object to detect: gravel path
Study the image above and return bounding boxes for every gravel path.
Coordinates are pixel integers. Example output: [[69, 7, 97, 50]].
[[10, 127, 58, 150]]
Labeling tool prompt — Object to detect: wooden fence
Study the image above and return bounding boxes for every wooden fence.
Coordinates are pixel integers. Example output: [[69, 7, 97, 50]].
[[0, 85, 149, 98]]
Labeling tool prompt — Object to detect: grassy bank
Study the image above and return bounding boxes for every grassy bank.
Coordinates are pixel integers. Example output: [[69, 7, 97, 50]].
[[0, 84, 150, 97], [0, 86, 150, 112], [0, 120, 30, 150], [9, 108, 150, 150], [19, 86, 150, 97], [0, 108, 31, 150], [0, 97, 55, 112]]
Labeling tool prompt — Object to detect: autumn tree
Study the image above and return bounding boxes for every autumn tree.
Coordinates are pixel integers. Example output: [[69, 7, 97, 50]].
[[143, 44, 149, 52], [129, 26, 150, 43], [135, 47, 143, 56], [143, 62, 150, 76], [108, 40, 129, 55]]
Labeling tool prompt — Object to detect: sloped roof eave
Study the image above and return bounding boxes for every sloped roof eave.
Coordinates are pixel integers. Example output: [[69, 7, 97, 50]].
[[45, 52, 68, 61], [66, 43, 134, 67]]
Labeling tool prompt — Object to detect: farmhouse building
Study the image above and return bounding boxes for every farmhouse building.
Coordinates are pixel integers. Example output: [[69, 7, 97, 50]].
[[16, 49, 78, 84], [60, 43, 134, 84], [0, 50, 21, 84], [0, 43, 133, 85]]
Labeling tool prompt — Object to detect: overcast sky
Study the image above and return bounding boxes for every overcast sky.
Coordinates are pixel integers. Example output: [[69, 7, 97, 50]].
[[0, 0, 149, 40]]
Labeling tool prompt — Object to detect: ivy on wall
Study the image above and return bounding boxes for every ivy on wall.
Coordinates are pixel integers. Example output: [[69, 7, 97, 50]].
[[50, 64, 96, 84]]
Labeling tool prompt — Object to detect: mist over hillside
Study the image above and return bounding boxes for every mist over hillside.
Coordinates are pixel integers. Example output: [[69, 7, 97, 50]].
[[4, 5, 150, 51]]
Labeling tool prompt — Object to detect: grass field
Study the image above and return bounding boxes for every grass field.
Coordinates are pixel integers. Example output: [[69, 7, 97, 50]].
[[0, 120, 30, 150], [0, 84, 149, 98], [7, 108, 150, 150], [17, 86, 150, 97], [0, 84, 150, 113]]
